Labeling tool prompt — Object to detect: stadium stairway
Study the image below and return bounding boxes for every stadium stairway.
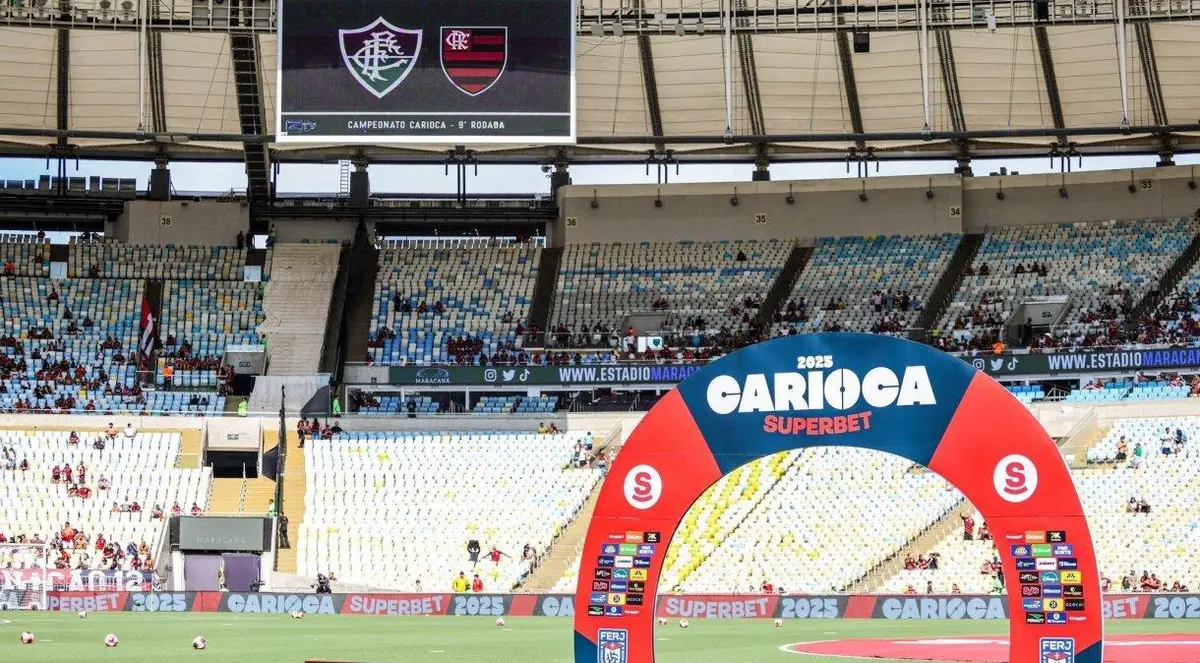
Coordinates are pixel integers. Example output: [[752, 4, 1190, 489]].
[[175, 429, 204, 470], [341, 245, 379, 367], [1058, 411, 1110, 468], [848, 499, 967, 593], [518, 477, 604, 592], [260, 244, 342, 375], [1127, 227, 1200, 324], [910, 232, 984, 343], [208, 478, 249, 514], [274, 430, 306, 574], [755, 242, 811, 328], [527, 246, 563, 338]]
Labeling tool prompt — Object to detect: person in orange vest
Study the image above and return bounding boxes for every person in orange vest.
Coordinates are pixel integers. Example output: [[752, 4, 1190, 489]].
[[162, 364, 175, 391], [992, 341, 1005, 356]]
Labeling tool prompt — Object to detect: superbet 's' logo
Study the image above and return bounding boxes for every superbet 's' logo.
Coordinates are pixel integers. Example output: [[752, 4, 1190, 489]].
[[623, 465, 662, 510], [993, 454, 1039, 503]]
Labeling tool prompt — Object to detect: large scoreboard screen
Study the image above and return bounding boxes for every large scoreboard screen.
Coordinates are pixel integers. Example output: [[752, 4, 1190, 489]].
[[276, 0, 575, 144]]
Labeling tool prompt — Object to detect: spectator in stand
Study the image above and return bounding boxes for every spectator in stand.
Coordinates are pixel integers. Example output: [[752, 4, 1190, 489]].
[[151, 504, 163, 519], [171, 502, 182, 517], [951, 583, 962, 595], [236, 231, 245, 250], [190, 503, 202, 516], [1116, 437, 1129, 462], [277, 513, 290, 549], [471, 574, 484, 593], [123, 422, 136, 439], [68, 431, 79, 446], [960, 512, 975, 540], [1130, 443, 1145, 469], [487, 545, 508, 566], [105, 422, 118, 439], [926, 581, 935, 594]]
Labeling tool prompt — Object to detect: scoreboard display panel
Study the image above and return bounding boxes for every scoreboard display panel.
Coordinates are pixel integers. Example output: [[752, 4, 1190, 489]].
[[277, 0, 574, 144]]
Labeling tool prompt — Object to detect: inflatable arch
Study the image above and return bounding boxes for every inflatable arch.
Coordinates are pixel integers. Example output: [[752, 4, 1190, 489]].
[[573, 333, 1103, 663]]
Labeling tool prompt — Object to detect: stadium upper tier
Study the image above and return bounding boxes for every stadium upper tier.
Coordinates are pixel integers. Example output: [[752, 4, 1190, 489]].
[[939, 218, 1199, 350], [550, 240, 790, 345], [368, 246, 540, 365], [0, 428, 210, 576], [298, 431, 600, 591], [784, 234, 959, 336], [0, 238, 263, 414]]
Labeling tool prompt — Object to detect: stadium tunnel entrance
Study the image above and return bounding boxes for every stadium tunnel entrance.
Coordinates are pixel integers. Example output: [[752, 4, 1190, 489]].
[[573, 333, 1105, 663]]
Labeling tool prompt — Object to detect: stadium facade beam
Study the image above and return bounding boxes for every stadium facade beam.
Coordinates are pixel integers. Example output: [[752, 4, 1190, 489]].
[[1128, 0, 1170, 128], [932, 18, 966, 134], [54, 29, 70, 195], [7, 3, 1200, 34], [229, 32, 272, 202], [1033, 26, 1067, 145], [637, 35, 666, 152], [835, 32, 867, 150], [1, 124, 1197, 145]]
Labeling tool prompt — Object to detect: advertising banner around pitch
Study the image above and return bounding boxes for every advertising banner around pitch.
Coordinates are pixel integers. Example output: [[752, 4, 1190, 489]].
[[277, 0, 574, 143], [39, 591, 1200, 620], [387, 364, 704, 387], [972, 347, 1200, 377], [572, 333, 1106, 663]]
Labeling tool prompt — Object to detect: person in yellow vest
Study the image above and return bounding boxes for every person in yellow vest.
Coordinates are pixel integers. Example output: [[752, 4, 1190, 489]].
[[451, 571, 469, 593], [237, 399, 248, 417]]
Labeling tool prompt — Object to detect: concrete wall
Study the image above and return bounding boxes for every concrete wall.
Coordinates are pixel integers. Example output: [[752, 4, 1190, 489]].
[[558, 175, 964, 244], [962, 166, 1200, 230], [116, 201, 248, 246], [268, 218, 368, 245], [556, 165, 1200, 244]]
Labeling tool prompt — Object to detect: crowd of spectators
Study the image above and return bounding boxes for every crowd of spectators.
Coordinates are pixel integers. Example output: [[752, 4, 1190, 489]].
[[0, 521, 157, 573]]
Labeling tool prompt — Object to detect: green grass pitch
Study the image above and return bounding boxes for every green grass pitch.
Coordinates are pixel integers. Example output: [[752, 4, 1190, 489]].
[[2, 612, 1197, 662]]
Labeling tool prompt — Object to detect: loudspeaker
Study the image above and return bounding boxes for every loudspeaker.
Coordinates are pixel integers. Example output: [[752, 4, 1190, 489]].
[[1035, 0, 1049, 20], [149, 168, 171, 201], [853, 32, 870, 53], [752, 170, 771, 182], [349, 170, 369, 208]]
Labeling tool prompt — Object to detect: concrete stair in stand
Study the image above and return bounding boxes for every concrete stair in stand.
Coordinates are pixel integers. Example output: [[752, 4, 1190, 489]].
[[273, 430, 306, 574], [518, 480, 604, 592], [261, 244, 341, 376]]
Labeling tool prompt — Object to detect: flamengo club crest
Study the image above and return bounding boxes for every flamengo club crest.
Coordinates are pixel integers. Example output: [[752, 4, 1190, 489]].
[[440, 26, 508, 96], [339, 18, 422, 99]]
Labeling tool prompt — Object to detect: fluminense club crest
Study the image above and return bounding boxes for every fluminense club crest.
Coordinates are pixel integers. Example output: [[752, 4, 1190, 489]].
[[339, 17, 422, 99], [440, 26, 508, 96]]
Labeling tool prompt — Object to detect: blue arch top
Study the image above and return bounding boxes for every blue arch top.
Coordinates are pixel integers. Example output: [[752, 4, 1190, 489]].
[[675, 332, 977, 474]]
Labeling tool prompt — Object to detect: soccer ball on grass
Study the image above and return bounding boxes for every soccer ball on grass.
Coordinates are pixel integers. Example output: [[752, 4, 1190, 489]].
[[678, 619, 690, 629], [78, 610, 88, 619], [20, 631, 34, 644], [773, 618, 784, 628], [657, 617, 667, 626], [495, 617, 506, 627], [291, 610, 305, 619], [104, 633, 119, 647], [193, 636, 207, 650]]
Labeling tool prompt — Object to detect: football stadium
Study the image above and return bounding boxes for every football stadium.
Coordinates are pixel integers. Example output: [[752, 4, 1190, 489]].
[[2, 0, 1200, 661]]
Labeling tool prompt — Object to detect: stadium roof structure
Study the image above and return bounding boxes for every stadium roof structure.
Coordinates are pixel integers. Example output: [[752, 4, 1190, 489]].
[[1, 0, 1200, 179]]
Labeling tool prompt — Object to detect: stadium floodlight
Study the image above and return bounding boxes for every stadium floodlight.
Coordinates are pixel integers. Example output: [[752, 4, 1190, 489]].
[[0, 543, 51, 611]]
